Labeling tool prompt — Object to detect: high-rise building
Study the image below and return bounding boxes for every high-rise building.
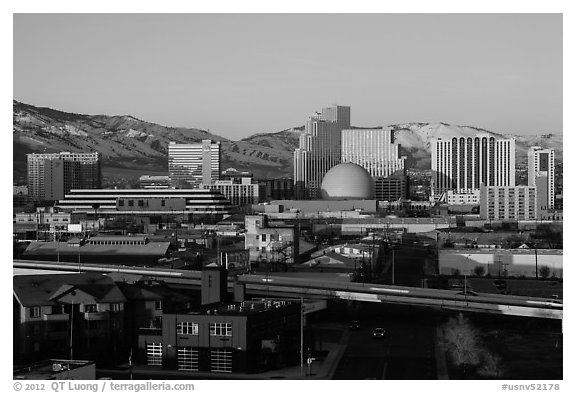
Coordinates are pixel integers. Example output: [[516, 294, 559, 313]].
[[168, 140, 220, 188], [294, 105, 351, 199], [341, 127, 405, 178], [432, 135, 515, 196], [528, 147, 555, 209], [27, 152, 101, 201]]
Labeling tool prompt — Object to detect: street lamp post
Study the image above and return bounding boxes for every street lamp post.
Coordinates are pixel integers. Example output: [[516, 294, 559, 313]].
[[391, 246, 395, 285]]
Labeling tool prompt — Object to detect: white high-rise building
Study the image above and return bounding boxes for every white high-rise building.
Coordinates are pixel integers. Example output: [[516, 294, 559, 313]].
[[294, 105, 351, 199], [168, 140, 220, 188], [528, 147, 555, 209], [432, 135, 516, 196], [341, 127, 405, 178]]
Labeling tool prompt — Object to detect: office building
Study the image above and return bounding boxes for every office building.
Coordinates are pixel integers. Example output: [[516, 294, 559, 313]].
[[528, 147, 555, 209], [258, 178, 294, 201], [56, 189, 231, 217], [479, 185, 537, 221], [341, 127, 405, 178], [201, 178, 260, 206], [374, 174, 409, 202], [169, 140, 221, 188], [294, 105, 351, 199], [432, 135, 515, 196], [27, 152, 101, 201]]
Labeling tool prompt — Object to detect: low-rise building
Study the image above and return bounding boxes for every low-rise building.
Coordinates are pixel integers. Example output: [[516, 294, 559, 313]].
[[480, 185, 537, 221], [22, 237, 172, 266], [137, 266, 302, 374], [138, 175, 171, 189], [56, 189, 231, 218], [201, 177, 260, 206], [244, 215, 299, 263], [438, 248, 563, 278], [446, 190, 480, 205], [13, 360, 96, 380]]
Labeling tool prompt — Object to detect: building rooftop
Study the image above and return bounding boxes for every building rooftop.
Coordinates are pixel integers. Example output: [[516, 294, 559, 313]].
[[23, 241, 171, 257], [13, 273, 117, 307], [176, 300, 298, 317], [14, 360, 95, 380]]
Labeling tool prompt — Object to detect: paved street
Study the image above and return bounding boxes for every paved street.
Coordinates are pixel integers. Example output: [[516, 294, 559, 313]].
[[332, 305, 437, 380]]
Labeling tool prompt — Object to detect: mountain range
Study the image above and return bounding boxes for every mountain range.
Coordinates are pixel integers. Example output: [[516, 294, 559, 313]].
[[13, 100, 562, 185]]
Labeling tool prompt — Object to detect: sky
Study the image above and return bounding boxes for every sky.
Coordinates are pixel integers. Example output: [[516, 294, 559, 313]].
[[13, 13, 562, 140]]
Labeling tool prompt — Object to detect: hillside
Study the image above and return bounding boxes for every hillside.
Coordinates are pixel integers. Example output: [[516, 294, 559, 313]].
[[13, 101, 562, 185]]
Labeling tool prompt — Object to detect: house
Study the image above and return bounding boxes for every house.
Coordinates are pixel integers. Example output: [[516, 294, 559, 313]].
[[13, 273, 127, 365]]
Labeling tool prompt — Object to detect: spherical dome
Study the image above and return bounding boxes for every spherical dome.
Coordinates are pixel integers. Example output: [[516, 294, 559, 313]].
[[320, 163, 374, 200]]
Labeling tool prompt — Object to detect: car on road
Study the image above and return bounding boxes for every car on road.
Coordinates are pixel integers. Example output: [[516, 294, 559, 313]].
[[349, 320, 360, 330], [372, 327, 386, 338], [456, 290, 478, 297]]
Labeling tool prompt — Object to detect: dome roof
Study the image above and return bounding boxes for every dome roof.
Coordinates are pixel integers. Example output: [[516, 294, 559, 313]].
[[320, 163, 374, 200]]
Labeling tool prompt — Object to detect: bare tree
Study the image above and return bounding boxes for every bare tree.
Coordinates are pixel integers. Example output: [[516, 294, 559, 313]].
[[442, 314, 482, 375], [539, 265, 551, 279]]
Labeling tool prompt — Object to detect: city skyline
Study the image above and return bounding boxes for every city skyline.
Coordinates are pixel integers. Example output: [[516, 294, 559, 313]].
[[14, 13, 562, 140]]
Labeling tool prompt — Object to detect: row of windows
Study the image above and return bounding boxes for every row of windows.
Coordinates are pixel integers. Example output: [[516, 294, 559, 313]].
[[28, 303, 122, 318], [176, 322, 232, 336]]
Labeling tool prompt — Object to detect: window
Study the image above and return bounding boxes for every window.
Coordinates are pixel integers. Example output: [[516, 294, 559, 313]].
[[128, 200, 134, 207], [51, 305, 63, 315], [84, 304, 97, 313], [111, 303, 121, 312], [147, 343, 162, 366], [119, 200, 124, 207], [29, 307, 41, 318], [138, 200, 144, 207], [155, 300, 163, 310], [210, 349, 232, 373], [178, 347, 199, 371], [161, 199, 166, 207], [262, 234, 267, 242], [177, 321, 199, 335], [210, 322, 232, 337]]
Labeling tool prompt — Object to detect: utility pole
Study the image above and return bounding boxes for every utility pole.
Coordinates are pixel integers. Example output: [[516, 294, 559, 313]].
[[300, 296, 304, 377], [69, 299, 74, 360], [392, 247, 395, 285], [535, 248, 539, 279]]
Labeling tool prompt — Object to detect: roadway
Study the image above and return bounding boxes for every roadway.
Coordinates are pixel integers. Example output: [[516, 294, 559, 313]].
[[332, 305, 437, 379], [13, 259, 563, 319]]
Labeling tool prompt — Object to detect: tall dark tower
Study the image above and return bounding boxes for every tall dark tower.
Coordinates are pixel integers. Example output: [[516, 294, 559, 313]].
[[201, 263, 228, 305]]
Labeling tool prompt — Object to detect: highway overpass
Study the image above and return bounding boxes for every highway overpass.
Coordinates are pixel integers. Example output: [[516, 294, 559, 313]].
[[13, 259, 562, 320]]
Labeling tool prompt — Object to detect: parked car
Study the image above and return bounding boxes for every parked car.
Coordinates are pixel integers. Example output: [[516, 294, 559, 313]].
[[372, 327, 386, 338]]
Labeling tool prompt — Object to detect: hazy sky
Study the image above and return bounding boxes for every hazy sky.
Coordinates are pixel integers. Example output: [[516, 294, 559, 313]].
[[13, 13, 562, 139]]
